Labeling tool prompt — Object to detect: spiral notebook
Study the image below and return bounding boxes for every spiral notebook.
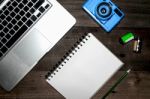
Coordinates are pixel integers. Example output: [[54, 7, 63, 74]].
[[46, 33, 124, 99]]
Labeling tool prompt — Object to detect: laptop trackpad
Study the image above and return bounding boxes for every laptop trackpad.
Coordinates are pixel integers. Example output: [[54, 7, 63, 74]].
[[13, 29, 51, 66]]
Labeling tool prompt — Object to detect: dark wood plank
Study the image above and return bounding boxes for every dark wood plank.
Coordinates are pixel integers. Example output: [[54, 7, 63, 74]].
[[0, 0, 150, 99], [94, 71, 150, 99], [0, 71, 150, 99]]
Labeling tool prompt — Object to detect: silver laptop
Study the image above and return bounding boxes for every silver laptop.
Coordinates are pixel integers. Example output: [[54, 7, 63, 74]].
[[0, 0, 76, 91]]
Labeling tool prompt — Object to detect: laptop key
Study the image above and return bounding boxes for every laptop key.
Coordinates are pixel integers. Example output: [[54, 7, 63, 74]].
[[14, 7, 20, 13], [45, 4, 50, 9], [37, 13, 41, 17], [23, 6, 29, 12], [27, 2, 33, 8], [2, 6, 7, 11], [25, 12, 31, 18], [12, 1, 18, 7], [10, 12, 16, 18], [34, 0, 44, 9], [5, 34, 11, 39], [19, 10, 25, 16], [13, 25, 19, 31], [30, 8, 35, 14], [26, 19, 33, 27], [7, 5, 14, 11], [21, 17, 27, 22], [0, 32, 5, 37], [7, 23, 13, 29], [0, 14, 6, 20], [17, 21, 23, 27], [2, 20, 8, 26], [3, 27, 9, 33], [6, 25, 28, 48], [4, 10, 9, 16], [1, 38, 7, 44], [39, 7, 45, 13], [9, 29, 15, 35], [22, 0, 28, 5], [18, 3, 24, 9], [31, 15, 37, 21], [1, 46, 7, 53], [0, 24, 4, 30], [11, 19, 17, 25], [6, 16, 12, 22], [15, 15, 21, 20]]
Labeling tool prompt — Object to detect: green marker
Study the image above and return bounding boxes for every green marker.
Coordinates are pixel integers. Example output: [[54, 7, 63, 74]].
[[120, 32, 135, 44], [102, 69, 131, 99]]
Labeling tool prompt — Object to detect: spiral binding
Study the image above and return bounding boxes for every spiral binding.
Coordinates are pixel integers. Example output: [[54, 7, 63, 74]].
[[45, 33, 91, 80]]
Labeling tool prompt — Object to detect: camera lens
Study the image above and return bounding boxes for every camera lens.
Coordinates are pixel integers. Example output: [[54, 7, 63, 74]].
[[96, 2, 112, 19], [101, 8, 107, 14]]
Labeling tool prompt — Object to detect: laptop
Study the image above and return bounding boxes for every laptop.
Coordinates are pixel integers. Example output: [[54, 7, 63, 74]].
[[0, 0, 76, 91]]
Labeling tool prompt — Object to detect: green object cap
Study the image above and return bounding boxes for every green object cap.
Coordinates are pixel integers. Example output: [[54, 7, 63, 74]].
[[121, 32, 135, 44]]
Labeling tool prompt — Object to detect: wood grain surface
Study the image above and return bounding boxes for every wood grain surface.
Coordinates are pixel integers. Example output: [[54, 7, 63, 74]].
[[0, 0, 150, 99]]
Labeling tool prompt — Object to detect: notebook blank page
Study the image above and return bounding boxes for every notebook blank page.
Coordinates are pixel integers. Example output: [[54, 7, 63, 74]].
[[47, 33, 123, 99]]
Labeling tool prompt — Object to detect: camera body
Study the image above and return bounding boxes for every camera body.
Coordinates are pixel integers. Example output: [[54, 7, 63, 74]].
[[83, 0, 124, 32]]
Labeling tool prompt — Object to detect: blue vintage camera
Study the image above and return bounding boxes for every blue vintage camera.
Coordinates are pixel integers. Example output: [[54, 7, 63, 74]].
[[83, 0, 124, 32]]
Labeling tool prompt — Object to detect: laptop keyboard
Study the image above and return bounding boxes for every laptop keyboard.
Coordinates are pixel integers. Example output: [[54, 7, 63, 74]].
[[0, 0, 52, 58]]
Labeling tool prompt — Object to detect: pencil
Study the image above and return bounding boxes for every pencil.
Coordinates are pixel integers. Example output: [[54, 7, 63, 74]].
[[102, 69, 131, 99]]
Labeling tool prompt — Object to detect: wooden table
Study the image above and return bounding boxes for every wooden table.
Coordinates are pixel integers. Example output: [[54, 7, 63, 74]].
[[0, 0, 150, 98]]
